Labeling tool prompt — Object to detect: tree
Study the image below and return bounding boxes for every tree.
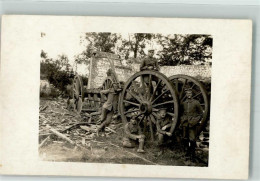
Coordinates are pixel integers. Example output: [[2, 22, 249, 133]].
[[121, 33, 154, 58], [40, 50, 74, 96], [156, 34, 212, 66], [80, 33, 155, 63], [80, 32, 120, 59]]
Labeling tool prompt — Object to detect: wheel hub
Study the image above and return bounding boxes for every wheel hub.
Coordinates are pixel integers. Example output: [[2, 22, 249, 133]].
[[139, 101, 152, 115]]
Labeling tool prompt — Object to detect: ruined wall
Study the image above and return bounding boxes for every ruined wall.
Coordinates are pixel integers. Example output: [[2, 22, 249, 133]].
[[87, 52, 211, 89], [87, 52, 137, 89], [161, 65, 211, 82]]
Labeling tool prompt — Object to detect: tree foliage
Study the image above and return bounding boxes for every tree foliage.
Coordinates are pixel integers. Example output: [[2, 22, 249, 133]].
[[80, 32, 120, 59], [40, 50, 74, 96], [77, 33, 212, 66], [156, 34, 212, 66]]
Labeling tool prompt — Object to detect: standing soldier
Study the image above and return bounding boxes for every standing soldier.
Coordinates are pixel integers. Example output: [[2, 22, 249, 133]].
[[179, 89, 203, 160], [140, 49, 160, 71], [97, 69, 121, 133], [140, 49, 160, 95], [122, 117, 145, 153]]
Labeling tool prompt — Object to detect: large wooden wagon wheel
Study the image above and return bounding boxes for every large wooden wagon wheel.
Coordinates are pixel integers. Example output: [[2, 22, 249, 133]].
[[119, 70, 179, 142], [169, 74, 209, 135], [101, 76, 121, 113], [72, 75, 84, 113], [102, 77, 114, 91]]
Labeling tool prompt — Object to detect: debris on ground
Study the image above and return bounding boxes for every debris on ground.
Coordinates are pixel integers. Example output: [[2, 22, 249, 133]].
[[39, 98, 208, 166]]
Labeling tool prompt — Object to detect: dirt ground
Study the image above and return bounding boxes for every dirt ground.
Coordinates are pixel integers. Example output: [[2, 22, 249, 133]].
[[39, 98, 208, 167]]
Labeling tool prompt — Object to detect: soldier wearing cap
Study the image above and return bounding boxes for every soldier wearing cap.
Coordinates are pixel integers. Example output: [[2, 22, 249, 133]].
[[122, 117, 145, 153], [140, 49, 160, 71], [140, 49, 160, 93], [156, 108, 174, 145], [179, 88, 203, 160], [97, 69, 121, 132]]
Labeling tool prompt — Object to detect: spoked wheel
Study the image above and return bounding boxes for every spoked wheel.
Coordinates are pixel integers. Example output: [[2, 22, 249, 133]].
[[100, 77, 115, 106], [119, 70, 179, 142], [102, 77, 114, 90], [169, 74, 209, 134], [72, 75, 84, 113]]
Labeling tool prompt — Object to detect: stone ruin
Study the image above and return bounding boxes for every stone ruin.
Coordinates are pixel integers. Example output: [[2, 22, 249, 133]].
[[87, 51, 211, 89]]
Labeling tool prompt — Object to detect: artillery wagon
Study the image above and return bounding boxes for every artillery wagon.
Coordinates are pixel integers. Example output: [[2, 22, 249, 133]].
[[71, 51, 210, 142]]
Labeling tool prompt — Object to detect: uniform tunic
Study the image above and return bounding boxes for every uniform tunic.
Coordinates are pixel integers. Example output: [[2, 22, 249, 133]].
[[123, 122, 143, 145], [140, 57, 160, 71], [102, 88, 116, 111], [180, 98, 203, 141], [156, 116, 172, 135]]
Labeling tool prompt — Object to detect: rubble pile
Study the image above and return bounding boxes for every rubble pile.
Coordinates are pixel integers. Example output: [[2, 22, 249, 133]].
[[39, 98, 119, 150], [39, 98, 209, 166]]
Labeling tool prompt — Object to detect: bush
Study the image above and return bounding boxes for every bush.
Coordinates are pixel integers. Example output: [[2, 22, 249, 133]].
[[40, 59, 73, 98]]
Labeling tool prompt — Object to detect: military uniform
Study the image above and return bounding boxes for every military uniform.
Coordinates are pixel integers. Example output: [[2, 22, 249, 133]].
[[98, 88, 117, 131], [140, 57, 160, 71], [180, 97, 203, 158], [123, 121, 145, 153], [156, 116, 172, 145], [140, 55, 160, 95], [180, 99, 203, 140]]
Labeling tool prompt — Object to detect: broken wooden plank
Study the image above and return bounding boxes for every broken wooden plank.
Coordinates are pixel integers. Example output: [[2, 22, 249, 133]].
[[39, 135, 51, 149], [105, 127, 116, 133], [62, 122, 90, 133], [40, 105, 48, 112], [49, 128, 75, 145], [108, 142, 157, 165], [80, 125, 91, 132]]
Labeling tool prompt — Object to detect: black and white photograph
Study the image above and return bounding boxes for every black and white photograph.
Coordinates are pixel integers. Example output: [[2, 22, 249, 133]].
[[0, 15, 252, 179], [39, 32, 212, 167]]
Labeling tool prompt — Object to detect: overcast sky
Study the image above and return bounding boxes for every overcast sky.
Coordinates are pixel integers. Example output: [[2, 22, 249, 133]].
[[40, 31, 88, 75]]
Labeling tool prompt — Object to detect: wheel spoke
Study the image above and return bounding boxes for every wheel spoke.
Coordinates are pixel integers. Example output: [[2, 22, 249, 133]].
[[124, 108, 140, 115], [108, 80, 112, 88], [152, 100, 175, 108], [190, 83, 196, 89], [131, 81, 145, 101], [149, 79, 162, 101], [179, 79, 187, 99], [147, 74, 152, 100], [152, 108, 159, 112], [126, 89, 142, 103], [180, 94, 187, 103], [123, 100, 140, 107], [135, 112, 144, 118], [166, 112, 175, 117], [148, 115, 155, 141], [137, 114, 146, 126], [151, 112, 159, 120], [175, 79, 179, 92], [192, 92, 202, 99], [142, 116, 148, 133], [151, 89, 170, 104]]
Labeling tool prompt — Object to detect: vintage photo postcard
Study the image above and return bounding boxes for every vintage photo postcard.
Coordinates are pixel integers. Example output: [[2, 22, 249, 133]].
[[0, 15, 252, 179]]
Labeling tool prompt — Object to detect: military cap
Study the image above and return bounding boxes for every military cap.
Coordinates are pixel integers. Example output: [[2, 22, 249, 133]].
[[159, 107, 167, 110], [148, 49, 155, 52], [184, 88, 193, 93]]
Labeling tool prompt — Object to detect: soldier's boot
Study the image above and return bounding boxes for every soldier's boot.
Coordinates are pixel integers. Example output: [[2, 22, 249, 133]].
[[183, 138, 189, 154], [190, 141, 197, 161], [97, 122, 106, 135], [137, 138, 145, 153]]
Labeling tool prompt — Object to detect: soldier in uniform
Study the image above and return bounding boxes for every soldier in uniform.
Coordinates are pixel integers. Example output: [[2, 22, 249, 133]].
[[122, 117, 145, 153], [140, 49, 160, 71], [97, 69, 121, 132], [140, 49, 160, 96], [179, 89, 203, 160], [156, 108, 174, 145]]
